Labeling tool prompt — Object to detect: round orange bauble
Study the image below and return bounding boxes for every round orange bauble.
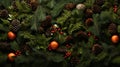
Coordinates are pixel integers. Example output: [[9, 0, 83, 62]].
[[7, 31, 16, 40], [8, 53, 16, 61], [111, 35, 119, 43], [49, 41, 59, 50]]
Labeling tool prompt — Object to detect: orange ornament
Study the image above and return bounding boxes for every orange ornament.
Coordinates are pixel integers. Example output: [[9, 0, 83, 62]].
[[7, 31, 16, 40], [49, 41, 59, 50], [111, 35, 119, 43], [8, 53, 16, 61]]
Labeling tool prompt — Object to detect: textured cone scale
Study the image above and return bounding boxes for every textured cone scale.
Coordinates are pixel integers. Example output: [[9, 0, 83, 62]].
[[0, 9, 9, 19], [92, 5, 101, 13], [10, 19, 21, 32], [65, 3, 76, 10], [65, 35, 74, 43], [108, 23, 117, 34], [85, 9, 93, 18], [92, 44, 103, 55], [40, 16, 52, 30], [85, 18, 93, 27], [29, 0, 38, 11], [76, 31, 88, 42]]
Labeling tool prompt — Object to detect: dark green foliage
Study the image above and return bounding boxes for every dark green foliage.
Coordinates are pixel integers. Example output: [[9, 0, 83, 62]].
[[0, 0, 120, 67]]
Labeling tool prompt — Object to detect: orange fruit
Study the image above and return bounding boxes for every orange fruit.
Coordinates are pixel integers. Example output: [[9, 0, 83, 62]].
[[8, 53, 16, 61], [49, 41, 59, 50], [111, 35, 119, 43], [8, 31, 16, 40]]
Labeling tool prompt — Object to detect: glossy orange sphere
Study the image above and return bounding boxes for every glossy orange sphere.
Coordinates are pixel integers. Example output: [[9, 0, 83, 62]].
[[7, 31, 16, 40], [8, 53, 16, 61], [49, 41, 59, 50], [111, 35, 119, 43]]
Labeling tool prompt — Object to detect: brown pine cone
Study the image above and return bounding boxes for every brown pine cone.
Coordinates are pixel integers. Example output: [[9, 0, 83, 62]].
[[45, 15, 52, 22], [12, 1, 18, 11], [94, 0, 105, 6], [10, 19, 21, 32], [85, 18, 93, 27], [92, 5, 101, 13], [40, 15, 52, 30], [65, 35, 74, 43], [76, 31, 88, 42], [85, 9, 93, 18], [65, 3, 76, 10], [108, 23, 117, 34], [0, 9, 9, 19], [92, 44, 103, 55], [29, 0, 38, 11]]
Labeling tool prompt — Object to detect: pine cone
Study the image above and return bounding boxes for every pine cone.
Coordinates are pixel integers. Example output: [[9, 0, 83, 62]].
[[85, 9, 93, 18], [94, 0, 105, 6], [65, 35, 74, 43], [0, 9, 9, 19], [92, 5, 101, 13], [65, 3, 76, 10], [92, 44, 103, 55], [41, 15, 52, 30], [108, 23, 117, 34], [76, 31, 88, 42], [45, 15, 52, 22], [85, 18, 93, 27], [10, 19, 21, 32], [12, 1, 18, 11], [29, 0, 38, 11]]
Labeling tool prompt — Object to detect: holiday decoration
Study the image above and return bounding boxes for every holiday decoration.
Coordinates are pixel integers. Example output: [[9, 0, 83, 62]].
[[111, 35, 119, 43], [85, 8, 93, 18], [92, 44, 103, 55], [64, 51, 71, 58], [49, 41, 59, 50], [76, 4, 85, 10], [7, 53, 16, 62], [85, 18, 93, 27], [92, 5, 101, 13], [108, 23, 117, 34], [7, 31, 16, 40], [10, 19, 21, 32], [29, 0, 38, 11], [0, 0, 120, 67], [65, 3, 76, 10], [15, 50, 21, 56], [0, 9, 9, 19]]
